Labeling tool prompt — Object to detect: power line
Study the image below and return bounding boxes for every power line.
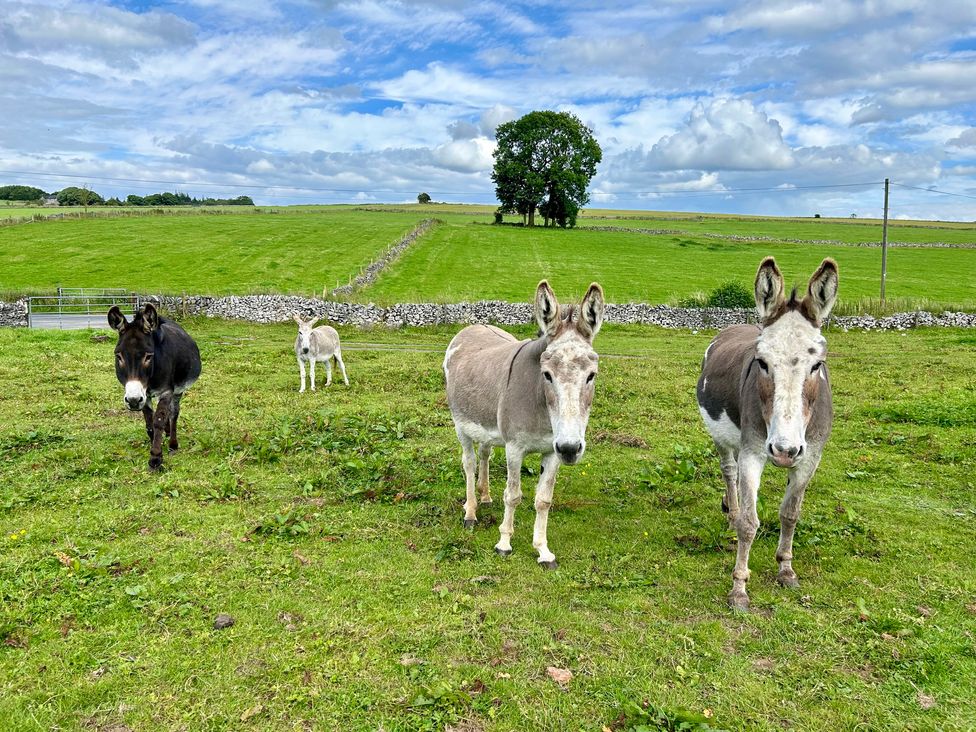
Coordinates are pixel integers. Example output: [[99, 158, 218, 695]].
[[890, 182, 976, 202]]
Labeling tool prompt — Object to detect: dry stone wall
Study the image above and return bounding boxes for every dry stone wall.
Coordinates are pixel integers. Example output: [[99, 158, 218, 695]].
[[2, 294, 975, 330]]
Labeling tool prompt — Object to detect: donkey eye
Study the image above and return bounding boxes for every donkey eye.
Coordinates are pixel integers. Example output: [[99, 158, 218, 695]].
[[756, 358, 769, 373], [543, 372, 553, 383], [586, 372, 596, 384]]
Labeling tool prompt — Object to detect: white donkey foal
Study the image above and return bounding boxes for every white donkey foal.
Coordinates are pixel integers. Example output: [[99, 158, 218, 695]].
[[293, 314, 349, 392]]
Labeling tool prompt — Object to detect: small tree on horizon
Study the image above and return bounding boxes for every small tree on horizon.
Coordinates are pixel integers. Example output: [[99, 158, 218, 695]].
[[417, 192, 431, 204]]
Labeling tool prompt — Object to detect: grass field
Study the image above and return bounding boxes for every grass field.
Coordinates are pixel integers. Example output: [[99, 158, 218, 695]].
[[359, 220, 976, 308], [1, 320, 974, 731], [0, 210, 424, 298], [2, 206, 976, 311]]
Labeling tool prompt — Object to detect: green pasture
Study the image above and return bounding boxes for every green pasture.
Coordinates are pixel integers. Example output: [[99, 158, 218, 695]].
[[2, 206, 976, 312], [0, 210, 423, 298], [360, 220, 976, 308], [1, 320, 974, 731]]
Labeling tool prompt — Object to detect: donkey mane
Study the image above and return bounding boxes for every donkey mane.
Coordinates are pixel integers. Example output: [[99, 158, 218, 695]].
[[764, 286, 819, 327], [536, 304, 579, 337]]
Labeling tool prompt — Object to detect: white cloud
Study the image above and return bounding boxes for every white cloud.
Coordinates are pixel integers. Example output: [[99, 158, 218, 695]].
[[647, 99, 794, 171], [432, 137, 495, 173], [947, 129, 976, 148]]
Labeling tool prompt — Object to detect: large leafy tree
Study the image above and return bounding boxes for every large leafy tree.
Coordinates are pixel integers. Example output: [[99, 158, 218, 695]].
[[491, 111, 601, 228], [55, 187, 104, 206]]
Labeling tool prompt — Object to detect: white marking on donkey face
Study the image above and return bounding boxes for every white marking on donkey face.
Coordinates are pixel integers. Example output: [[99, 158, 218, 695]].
[[124, 380, 147, 411], [541, 331, 599, 465], [756, 311, 826, 468]]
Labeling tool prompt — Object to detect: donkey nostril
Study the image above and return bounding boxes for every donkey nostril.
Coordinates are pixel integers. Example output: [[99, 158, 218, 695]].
[[795, 445, 804, 458], [302, 348, 309, 354], [556, 441, 582, 457]]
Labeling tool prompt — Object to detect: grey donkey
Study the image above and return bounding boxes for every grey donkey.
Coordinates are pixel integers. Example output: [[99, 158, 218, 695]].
[[443, 280, 605, 569]]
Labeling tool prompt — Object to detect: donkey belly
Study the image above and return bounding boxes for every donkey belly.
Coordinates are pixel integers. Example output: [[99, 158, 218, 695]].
[[453, 417, 504, 447], [698, 405, 741, 452]]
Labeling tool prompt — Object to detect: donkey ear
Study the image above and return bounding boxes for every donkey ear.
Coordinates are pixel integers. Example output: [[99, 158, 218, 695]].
[[804, 258, 839, 323], [141, 303, 159, 334], [307, 317, 320, 328], [754, 256, 785, 321], [578, 283, 605, 340], [534, 280, 560, 337], [107, 306, 127, 332], [292, 313, 302, 324]]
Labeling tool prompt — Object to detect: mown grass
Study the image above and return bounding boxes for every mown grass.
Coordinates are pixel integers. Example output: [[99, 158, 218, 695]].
[[1, 320, 974, 731], [360, 220, 976, 309], [0, 210, 425, 297]]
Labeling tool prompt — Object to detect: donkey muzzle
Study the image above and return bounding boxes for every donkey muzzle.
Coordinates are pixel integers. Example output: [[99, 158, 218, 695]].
[[555, 440, 583, 464], [768, 442, 804, 468]]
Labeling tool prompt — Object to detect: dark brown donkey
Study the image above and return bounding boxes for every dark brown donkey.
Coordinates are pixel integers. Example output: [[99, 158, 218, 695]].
[[108, 304, 202, 471], [697, 257, 838, 611]]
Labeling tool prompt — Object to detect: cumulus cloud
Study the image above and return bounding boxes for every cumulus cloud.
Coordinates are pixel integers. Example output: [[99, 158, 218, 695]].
[[946, 128, 976, 148], [646, 99, 794, 171], [1, 0, 974, 217]]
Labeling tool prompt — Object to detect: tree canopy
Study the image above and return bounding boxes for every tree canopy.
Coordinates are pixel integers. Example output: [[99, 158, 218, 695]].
[[491, 111, 601, 227], [55, 187, 104, 206], [0, 185, 48, 201]]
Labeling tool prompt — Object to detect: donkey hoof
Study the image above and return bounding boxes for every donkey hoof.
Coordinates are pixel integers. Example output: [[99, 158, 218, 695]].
[[148, 458, 163, 472], [462, 518, 477, 529], [728, 591, 750, 613], [479, 498, 493, 505], [539, 559, 558, 571], [777, 570, 800, 588], [495, 547, 512, 557]]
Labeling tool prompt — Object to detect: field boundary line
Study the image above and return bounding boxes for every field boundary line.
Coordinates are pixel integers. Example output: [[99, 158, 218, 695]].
[[579, 224, 976, 249], [330, 218, 439, 297]]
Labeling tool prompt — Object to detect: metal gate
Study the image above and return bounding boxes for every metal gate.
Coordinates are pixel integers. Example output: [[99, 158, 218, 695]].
[[27, 289, 142, 330]]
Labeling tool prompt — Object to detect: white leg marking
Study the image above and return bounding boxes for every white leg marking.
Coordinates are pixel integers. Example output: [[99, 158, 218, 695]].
[[335, 350, 349, 385], [310, 359, 316, 391], [298, 358, 306, 392], [495, 445, 525, 554], [532, 452, 562, 565]]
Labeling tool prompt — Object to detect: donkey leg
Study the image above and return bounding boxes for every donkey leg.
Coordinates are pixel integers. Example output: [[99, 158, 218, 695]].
[[335, 351, 349, 385], [459, 433, 478, 528], [730, 452, 764, 611], [324, 357, 333, 387], [142, 404, 154, 443], [495, 445, 524, 556], [777, 449, 822, 588], [149, 393, 172, 471], [309, 359, 317, 391], [168, 394, 183, 453], [477, 443, 492, 504], [298, 358, 307, 393], [532, 452, 562, 569], [718, 445, 739, 524]]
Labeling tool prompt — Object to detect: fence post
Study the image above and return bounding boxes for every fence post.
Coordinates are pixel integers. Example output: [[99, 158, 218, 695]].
[[880, 178, 890, 303]]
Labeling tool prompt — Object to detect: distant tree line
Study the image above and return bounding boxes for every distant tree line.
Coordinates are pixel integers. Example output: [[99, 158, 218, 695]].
[[0, 184, 253, 207], [124, 192, 254, 207], [0, 185, 49, 201]]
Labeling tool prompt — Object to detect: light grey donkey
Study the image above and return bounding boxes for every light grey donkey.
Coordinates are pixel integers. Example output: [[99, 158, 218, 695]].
[[443, 280, 605, 569], [697, 257, 838, 611], [293, 314, 349, 392]]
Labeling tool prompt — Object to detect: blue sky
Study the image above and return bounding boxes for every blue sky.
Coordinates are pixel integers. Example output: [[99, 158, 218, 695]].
[[2, 0, 975, 219]]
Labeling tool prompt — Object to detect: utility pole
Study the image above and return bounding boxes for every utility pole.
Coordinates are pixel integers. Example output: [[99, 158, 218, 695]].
[[880, 178, 890, 303]]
